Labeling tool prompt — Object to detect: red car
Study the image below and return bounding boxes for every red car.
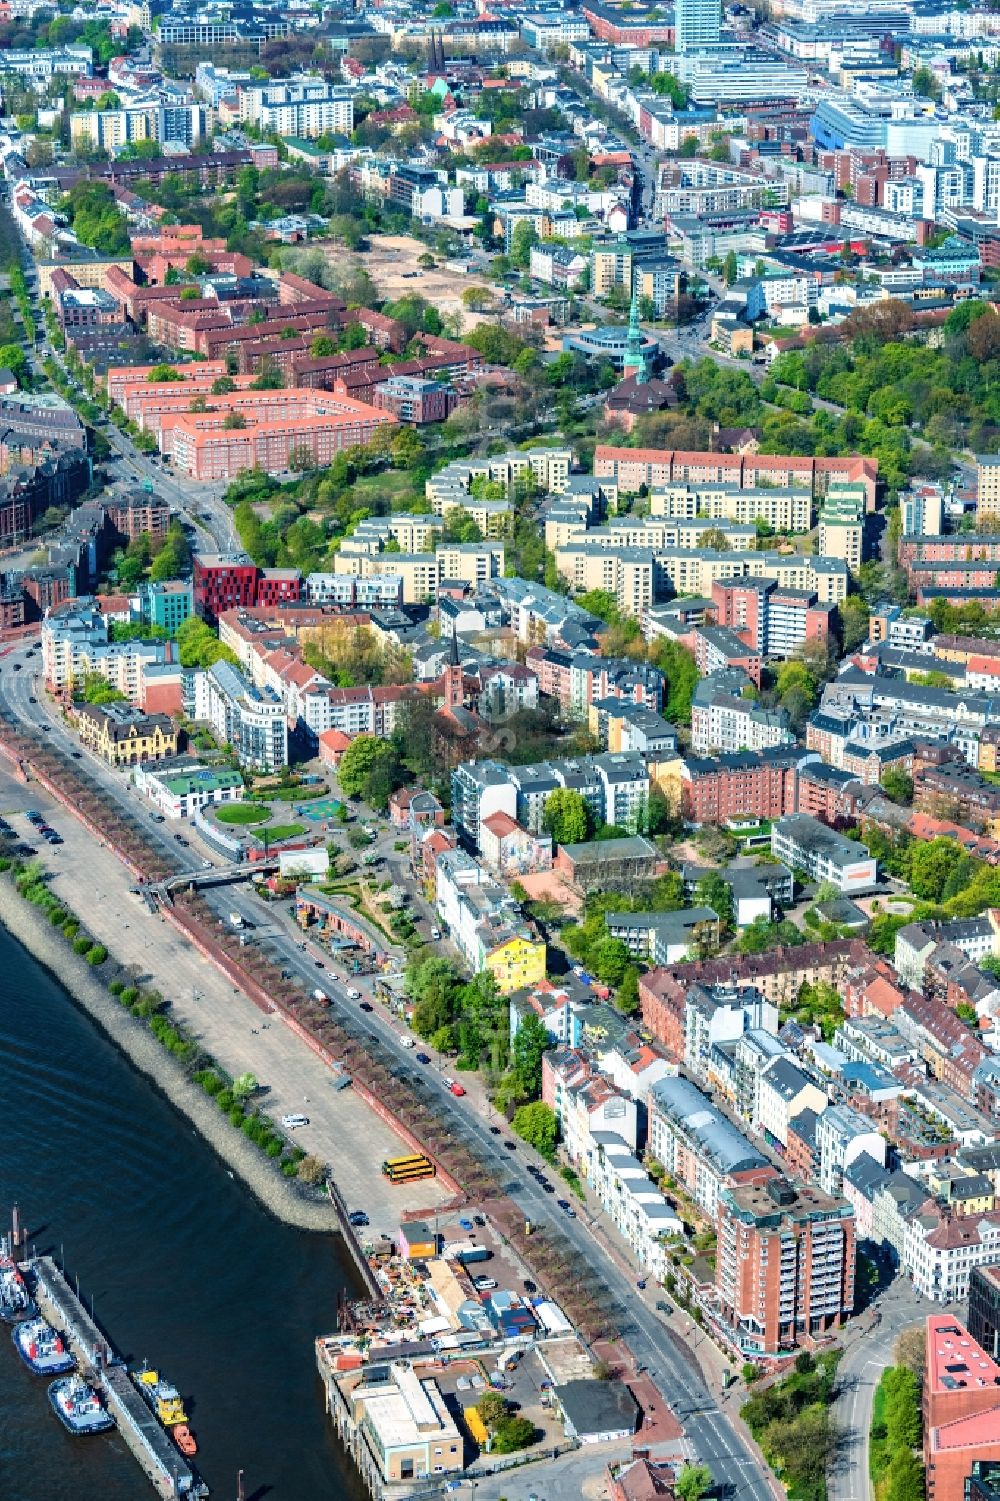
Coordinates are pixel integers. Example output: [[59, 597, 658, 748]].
[[443, 1077, 467, 1097]]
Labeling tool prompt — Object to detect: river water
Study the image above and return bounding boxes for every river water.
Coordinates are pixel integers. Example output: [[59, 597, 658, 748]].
[[0, 924, 368, 1501]]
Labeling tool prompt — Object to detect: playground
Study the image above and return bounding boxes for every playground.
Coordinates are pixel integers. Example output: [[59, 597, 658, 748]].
[[297, 797, 343, 823]]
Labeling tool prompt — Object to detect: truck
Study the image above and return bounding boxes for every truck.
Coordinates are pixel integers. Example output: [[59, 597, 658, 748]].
[[228, 912, 244, 929], [443, 1241, 491, 1265]]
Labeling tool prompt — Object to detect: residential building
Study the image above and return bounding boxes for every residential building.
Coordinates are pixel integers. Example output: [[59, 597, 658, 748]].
[[771, 813, 878, 892], [715, 1177, 856, 1356], [72, 704, 178, 766], [195, 660, 288, 771], [816, 1103, 887, 1197], [649, 1074, 770, 1219]]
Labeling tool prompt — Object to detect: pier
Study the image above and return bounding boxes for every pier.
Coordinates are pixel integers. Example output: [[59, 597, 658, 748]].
[[29, 1255, 208, 1498]]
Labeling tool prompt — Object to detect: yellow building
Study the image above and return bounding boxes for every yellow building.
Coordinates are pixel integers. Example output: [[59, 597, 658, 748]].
[[74, 703, 178, 766], [484, 932, 546, 995]]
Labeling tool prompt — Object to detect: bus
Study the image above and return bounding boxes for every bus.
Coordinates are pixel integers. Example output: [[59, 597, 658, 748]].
[[382, 1154, 435, 1185]]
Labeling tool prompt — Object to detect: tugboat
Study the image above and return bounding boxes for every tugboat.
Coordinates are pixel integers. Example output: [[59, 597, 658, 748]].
[[134, 1367, 189, 1426], [13, 1315, 75, 1375], [0, 1255, 34, 1323], [48, 1375, 114, 1434]]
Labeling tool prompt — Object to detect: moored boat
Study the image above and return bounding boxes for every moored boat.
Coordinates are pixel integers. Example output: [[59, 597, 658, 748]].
[[134, 1367, 189, 1426], [48, 1375, 114, 1435], [173, 1424, 197, 1457], [12, 1315, 75, 1375], [0, 1255, 34, 1323]]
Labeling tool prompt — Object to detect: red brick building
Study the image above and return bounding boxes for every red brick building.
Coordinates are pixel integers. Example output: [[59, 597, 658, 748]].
[[193, 555, 259, 622], [925, 1314, 1000, 1501], [678, 746, 800, 825], [715, 1177, 856, 1355]]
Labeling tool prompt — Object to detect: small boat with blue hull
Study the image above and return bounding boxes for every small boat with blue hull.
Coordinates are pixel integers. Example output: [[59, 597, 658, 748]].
[[13, 1315, 75, 1375], [48, 1375, 114, 1435]]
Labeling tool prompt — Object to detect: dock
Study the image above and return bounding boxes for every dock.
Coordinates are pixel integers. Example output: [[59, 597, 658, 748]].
[[29, 1255, 208, 1498]]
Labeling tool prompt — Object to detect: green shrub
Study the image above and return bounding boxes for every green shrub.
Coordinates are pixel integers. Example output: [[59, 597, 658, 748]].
[[265, 1137, 283, 1158], [120, 986, 139, 1006], [86, 944, 107, 966], [194, 1069, 223, 1096], [217, 1089, 235, 1112], [72, 935, 91, 954], [109, 979, 124, 996], [228, 1105, 245, 1126], [48, 907, 67, 926], [62, 918, 79, 937], [281, 1158, 299, 1177]]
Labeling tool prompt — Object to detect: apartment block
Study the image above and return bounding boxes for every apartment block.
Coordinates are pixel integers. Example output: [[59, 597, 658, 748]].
[[771, 813, 878, 892], [716, 1177, 856, 1356]]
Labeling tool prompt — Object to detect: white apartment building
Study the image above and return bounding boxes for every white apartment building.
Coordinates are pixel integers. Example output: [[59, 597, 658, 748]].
[[194, 660, 288, 771], [588, 1131, 682, 1279], [690, 692, 795, 756], [239, 80, 353, 138]]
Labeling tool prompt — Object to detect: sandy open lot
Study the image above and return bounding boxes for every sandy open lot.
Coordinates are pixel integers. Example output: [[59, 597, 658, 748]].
[[352, 234, 497, 333]]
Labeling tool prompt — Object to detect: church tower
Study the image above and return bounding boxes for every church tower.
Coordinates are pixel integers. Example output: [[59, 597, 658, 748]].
[[622, 292, 647, 385], [444, 623, 464, 708]]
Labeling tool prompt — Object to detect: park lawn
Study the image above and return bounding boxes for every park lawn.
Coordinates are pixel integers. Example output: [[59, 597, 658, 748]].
[[342, 470, 423, 513], [215, 803, 270, 826], [263, 783, 330, 802], [264, 823, 305, 841]]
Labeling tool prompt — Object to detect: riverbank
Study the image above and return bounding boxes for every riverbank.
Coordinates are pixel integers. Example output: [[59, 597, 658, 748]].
[[0, 875, 341, 1234]]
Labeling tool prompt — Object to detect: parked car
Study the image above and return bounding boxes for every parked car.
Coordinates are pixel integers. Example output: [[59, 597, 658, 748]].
[[503, 1139, 516, 1151], [360, 1001, 373, 1012], [557, 1199, 576, 1218], [281, 1114, 309, 1129], [348, 1211, 369, 1227], [459, 1217, 475, 1232], [415, 1052, 431, 1064], [449, 1080, 466, 1097], [473, 1277, 498, 1292], [346, 987, 361, 999], [400, 1036, 415, 1048], [430, 927, 441, 940], [489, 1125, 501, 1135]]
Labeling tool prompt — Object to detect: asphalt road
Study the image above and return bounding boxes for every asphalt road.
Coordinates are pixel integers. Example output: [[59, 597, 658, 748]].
[[0, 638, 777, 1501], [827, 1277, 933, 1501]]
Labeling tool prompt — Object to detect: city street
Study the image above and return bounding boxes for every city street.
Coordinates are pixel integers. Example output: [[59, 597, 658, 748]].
[[828, 1279, 933, 1501]]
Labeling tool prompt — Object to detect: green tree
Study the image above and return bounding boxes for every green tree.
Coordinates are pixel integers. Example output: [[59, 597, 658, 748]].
[[695, 872, 734, 932], [175, 616, 238, 669], [886, 1452, 925, 1501], [0, 345, 28, 386], [676, 1464, 713, 1501], [650, 639, 699, 725], [509, 220, 538, 268], [840, 594, 870, 653], [338, 734, 393, 798], [512, 1101, 558, 1160], [910, 838, 959, 901], [146, 363, 182, 383], [511, 1011, 550, 1099], [491, 1415, 535, 1453], [881, 768, 913, 805], [542, 787, 591, 846]]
